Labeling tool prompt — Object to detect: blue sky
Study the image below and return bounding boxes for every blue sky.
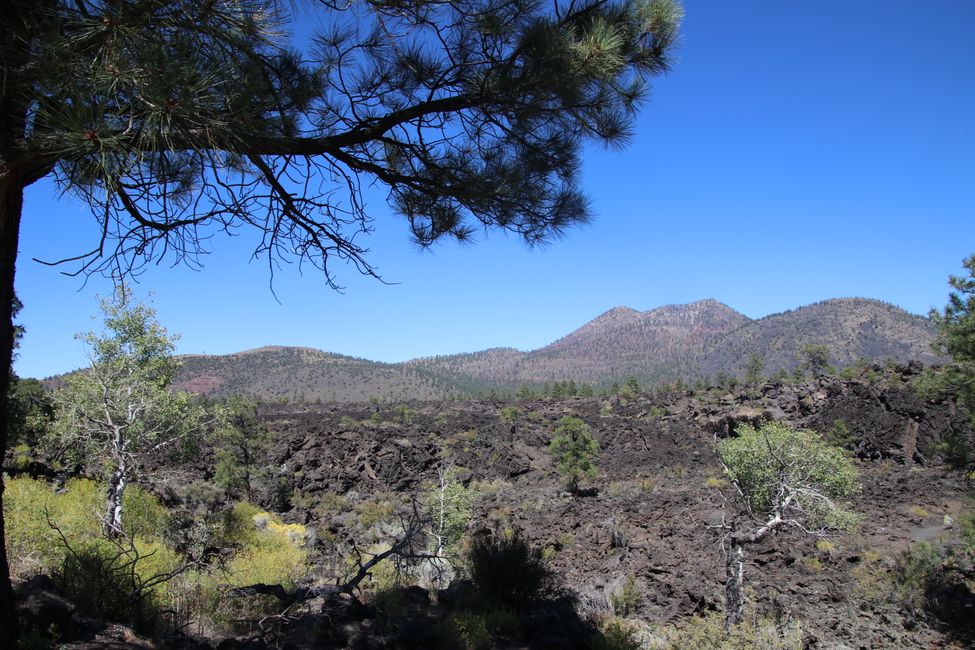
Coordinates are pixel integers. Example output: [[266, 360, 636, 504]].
[[14, 0, 975, 379]]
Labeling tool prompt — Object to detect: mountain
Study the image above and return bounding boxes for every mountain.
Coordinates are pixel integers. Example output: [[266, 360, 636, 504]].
[[693, 298, 941, 378], [168, 298, 942, 401], [408, 299, 750, 387], [171, 346, 452, 402]]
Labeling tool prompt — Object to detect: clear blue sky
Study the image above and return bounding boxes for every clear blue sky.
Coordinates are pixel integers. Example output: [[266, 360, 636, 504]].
[[14, 0, 975, 379]]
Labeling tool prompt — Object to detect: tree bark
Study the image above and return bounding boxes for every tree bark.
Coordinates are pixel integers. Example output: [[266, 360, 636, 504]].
[[0, 164, 25, 643], [724, 539, 745, 630], [105, 442, 127, 539]]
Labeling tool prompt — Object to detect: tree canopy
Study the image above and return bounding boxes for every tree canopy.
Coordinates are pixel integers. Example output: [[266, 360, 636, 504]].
[[7, 0, 682, 284]]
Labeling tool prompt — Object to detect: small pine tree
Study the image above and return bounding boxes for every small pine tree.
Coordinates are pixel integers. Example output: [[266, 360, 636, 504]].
[[744, 352, 764, 386], [929, 254, 975, 423], [621, 376, 641, 399], [798, 344, 830, 376], [548, 416, 599, 494]]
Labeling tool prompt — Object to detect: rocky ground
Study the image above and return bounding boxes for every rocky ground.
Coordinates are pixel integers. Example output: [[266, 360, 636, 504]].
[[13, 363, 975, 648]]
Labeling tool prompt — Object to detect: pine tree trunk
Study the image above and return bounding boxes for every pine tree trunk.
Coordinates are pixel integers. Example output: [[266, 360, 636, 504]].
[[724, 539, 745, 630], [0, 163, 25, 643], [2, 3, 56, 639]]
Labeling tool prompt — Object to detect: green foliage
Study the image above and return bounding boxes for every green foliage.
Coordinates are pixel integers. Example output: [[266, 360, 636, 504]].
[[592, 618, 641, 650], [621, 376, 641, 399], [7, 377, 53, 449], [666, 612, 802, 650], [744, 352, 764, 386], [798, 344, 830, 376], [928, 254, 975, 427], [611, 575, 643, 616], [826, 418, 856, 452], [718, 422, 861, 531], [55, 536, 180, 633], [46, 290, 204, 535], [425, 467, 476, 559], [467, 531, 554, 612], [211, 396, 271, 500], [355, 496, 397, 528], [548, 416, 599, 492], [4, 477, 168, 578], [498, 406, 520, 425], [887, 501, 975, 612], [220, 513, 309, 589], [437, 610, 491, 650], [930, 424, 973, 470], [892, 541, 943, 610], [394, 404, 416, 425]]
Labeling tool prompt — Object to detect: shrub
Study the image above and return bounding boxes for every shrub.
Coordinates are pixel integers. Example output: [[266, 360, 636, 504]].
[[667, 612, 802, 649], [394, 404, 416, 425], [593, 618, 641, 650], [437, 610, 491, 650], [498, 406, 520, 425], [611, 575, 643, 616], [356, 496, 397, 528], [4, 477, 168, 579], [55, 536, 180, 633], [203, 503, 310, 632], [826, 419, 856, 452], [467, 531, 554, 611]]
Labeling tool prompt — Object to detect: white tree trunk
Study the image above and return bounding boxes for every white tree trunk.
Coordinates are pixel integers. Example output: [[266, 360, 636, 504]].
[[105, 430, 127, 538], [724, 540, 745, 630]]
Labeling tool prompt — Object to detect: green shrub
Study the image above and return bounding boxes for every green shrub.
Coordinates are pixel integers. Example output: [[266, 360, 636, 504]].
[[826, 419, 856, 452], [593, 617, 641, 650], [220, 508, 308, 589], [437, 610, 491, 650], [611, 576, 643, 616], [892, 541, 944, 610], [667, 612, 802, 649], [498, 406, 520, 425], [55, 536, 180, 633], [203, 503, 310, 632], [394, 404, 416, 425], [4, 477, 168, 579], [481, 608, 519, 635], [356, 496, 397, 528], [467, 531, 554, 611]]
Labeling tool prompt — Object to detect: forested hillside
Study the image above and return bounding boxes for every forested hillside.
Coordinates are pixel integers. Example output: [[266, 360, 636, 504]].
[[166, 298, 942, 401]]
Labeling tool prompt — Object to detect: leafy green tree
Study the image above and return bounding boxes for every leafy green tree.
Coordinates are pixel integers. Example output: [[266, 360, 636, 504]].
[[47, 290, 205, 539], [715, 422, 860, 629], [7, 377, 53, 449], [548, 416, 599, 494], [425, 466, 476, 582], [212, 396, 271, 501], [798, 344, 830, 376], [0, 0, 682, 633]]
